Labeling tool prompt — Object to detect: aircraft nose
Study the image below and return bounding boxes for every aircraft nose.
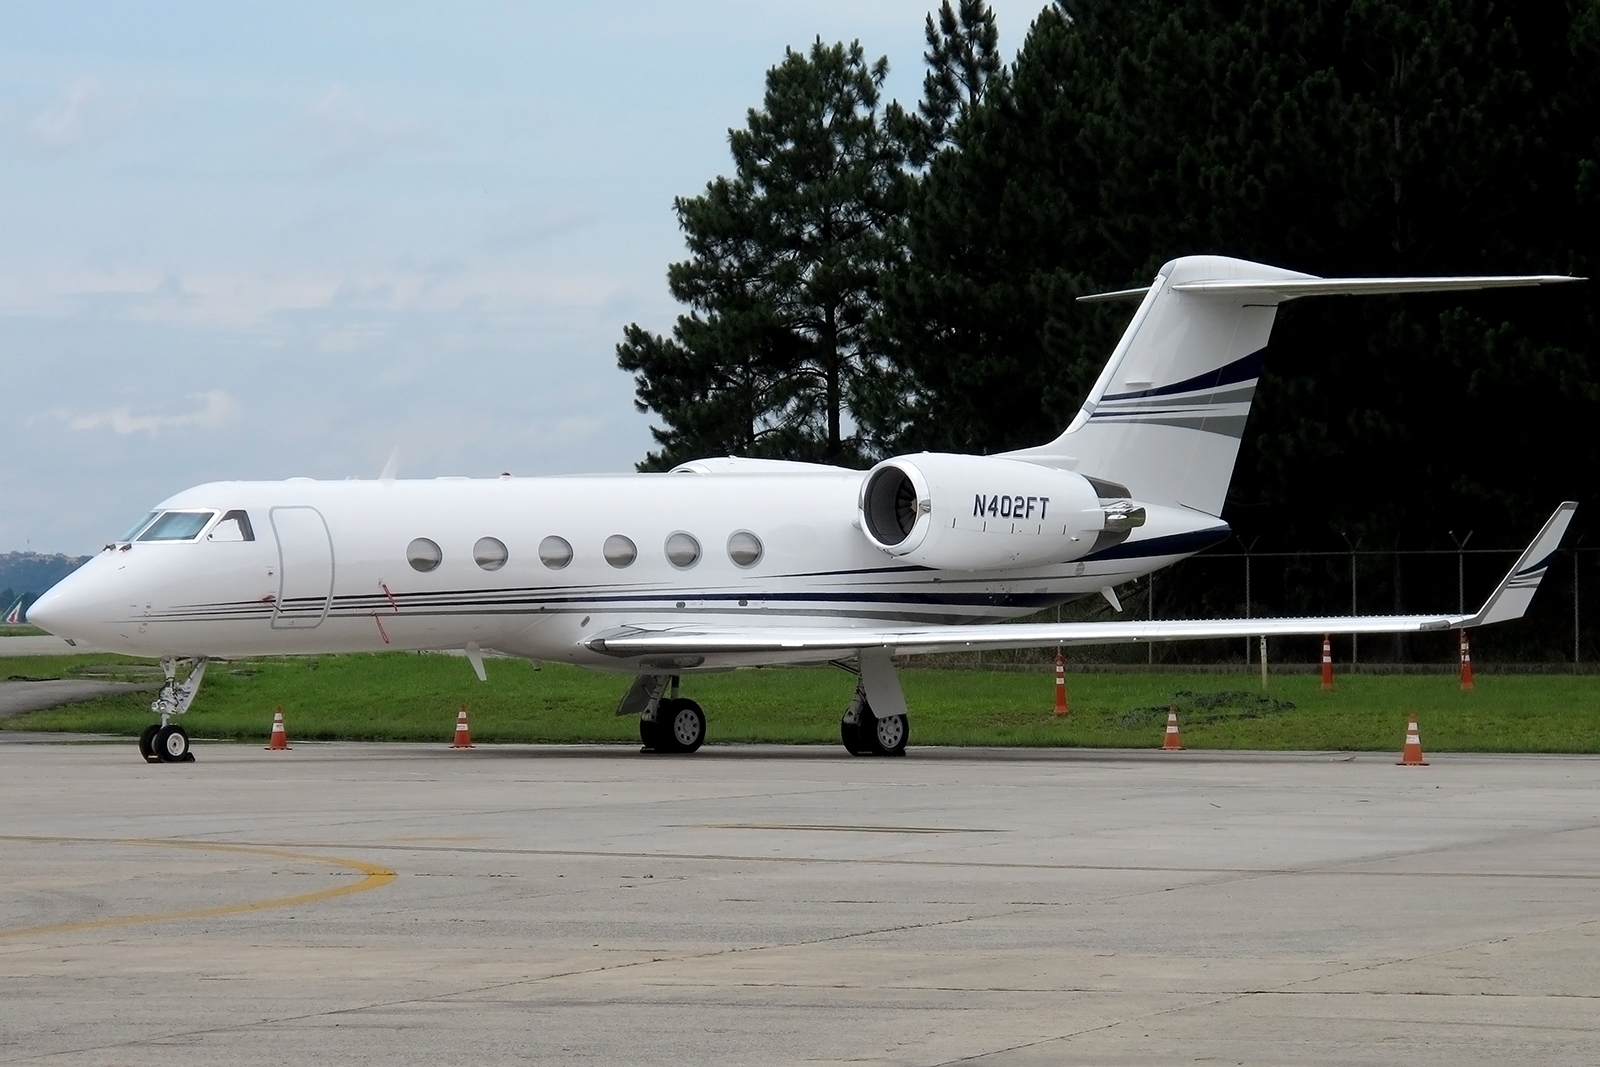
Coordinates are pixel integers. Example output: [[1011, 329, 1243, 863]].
[[25, 582, 78, 638], [26, 563, 122, 642]]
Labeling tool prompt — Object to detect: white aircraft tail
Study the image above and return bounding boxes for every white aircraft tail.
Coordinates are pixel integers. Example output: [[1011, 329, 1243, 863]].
[[1004, 255, 1578, 516]]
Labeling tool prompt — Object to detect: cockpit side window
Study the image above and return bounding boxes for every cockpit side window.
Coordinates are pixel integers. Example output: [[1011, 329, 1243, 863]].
[[208, 510, 255, 542], [137, 510, 217, 542]]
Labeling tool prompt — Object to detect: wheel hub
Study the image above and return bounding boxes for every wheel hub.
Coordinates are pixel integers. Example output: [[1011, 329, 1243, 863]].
[[672, 710, 699, 747], [875, 715, 905, 749]]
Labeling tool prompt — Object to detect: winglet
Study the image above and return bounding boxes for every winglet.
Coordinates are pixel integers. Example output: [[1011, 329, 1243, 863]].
[[1462, 502, 1578, 627]]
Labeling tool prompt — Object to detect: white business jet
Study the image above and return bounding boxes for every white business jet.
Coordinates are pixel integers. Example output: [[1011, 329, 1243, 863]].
[[29, 255, 1580, 763]]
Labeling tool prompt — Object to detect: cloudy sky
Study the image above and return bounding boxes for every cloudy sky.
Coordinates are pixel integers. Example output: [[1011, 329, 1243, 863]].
[[1, 1, 1047, 554]]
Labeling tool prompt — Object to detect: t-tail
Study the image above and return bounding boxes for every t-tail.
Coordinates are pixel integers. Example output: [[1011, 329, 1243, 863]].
[[1005, 255, 1579, 516]]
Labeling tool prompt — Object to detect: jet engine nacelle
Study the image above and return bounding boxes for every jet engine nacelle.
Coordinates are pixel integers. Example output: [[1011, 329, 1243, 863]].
[[858, 453, 1144, 570]]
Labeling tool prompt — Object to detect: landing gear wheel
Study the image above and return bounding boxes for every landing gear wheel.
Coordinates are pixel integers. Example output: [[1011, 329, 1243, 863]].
[[840, 718, 870, 756], [138, 724, 161, 763], [154, 724, 192, 763], [864, 712, 908, 757], [639, 714, 661, 751], [659, 698, 706, 754]]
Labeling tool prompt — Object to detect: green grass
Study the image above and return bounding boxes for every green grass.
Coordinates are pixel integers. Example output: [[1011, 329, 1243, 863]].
[[0, 625, 47, 637], [4, 651, 1599, 751]]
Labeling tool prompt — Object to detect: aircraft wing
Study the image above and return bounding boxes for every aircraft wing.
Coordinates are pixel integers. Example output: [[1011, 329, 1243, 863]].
[[586, 502, 1576, 659]]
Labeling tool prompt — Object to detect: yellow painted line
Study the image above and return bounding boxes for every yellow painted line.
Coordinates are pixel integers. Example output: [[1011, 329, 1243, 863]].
[[0, 835, 395, 939]]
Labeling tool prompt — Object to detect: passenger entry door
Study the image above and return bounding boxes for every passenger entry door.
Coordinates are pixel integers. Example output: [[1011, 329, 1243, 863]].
[[270, 506, 334, 629]]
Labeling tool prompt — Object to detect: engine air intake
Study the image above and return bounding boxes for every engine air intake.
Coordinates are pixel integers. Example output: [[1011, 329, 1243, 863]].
[[863, 465, 919, 546]]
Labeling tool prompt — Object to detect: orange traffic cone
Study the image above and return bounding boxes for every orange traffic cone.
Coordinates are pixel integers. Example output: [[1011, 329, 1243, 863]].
[[1458, 629, 1475, 691], [266, 707, 290, 750], [451, 705, 474, 749], [1320, 633, 1334, 691], [1053, 647, 1070, 717], [1398, 714, 1428, 766], [1161, 706, 1184, 751]]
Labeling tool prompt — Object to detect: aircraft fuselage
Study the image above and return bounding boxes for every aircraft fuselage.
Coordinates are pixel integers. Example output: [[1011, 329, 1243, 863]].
[[37, 470, 1227, 670]]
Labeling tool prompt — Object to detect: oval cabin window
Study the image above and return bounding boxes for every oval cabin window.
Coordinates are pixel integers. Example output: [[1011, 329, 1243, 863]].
[[603, 534, 637, 568], [664, 532, 701, 569], [538, 535, 573, 569], [474, 536, 508, 571], [407, 537, 442, 572], [727, 531, 763, 567]]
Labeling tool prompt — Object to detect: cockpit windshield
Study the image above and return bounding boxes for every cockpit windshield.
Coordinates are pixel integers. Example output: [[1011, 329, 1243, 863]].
[[120, 513, 159, 541], [137, 511, 218, 543]]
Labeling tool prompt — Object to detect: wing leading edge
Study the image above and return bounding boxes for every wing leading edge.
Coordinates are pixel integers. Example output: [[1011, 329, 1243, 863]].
[[585, 503, 1577, 660]]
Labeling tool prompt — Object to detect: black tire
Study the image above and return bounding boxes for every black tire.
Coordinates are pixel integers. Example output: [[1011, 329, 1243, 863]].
[[639, 713, 662, 751], [864, 712, 908, 757], [840, 718, 870, 756], [154, 724, 190, 763], [661, 698, 705, 754], [138, 724, 161, 763]]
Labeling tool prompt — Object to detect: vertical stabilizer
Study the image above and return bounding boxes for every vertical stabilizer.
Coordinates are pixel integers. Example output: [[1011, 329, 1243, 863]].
[[1006, 255, 1312, 516]]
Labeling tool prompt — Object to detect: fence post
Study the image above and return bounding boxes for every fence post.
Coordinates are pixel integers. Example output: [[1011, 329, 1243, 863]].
[[1240, 536, 1258, 665], [1449, 530, 1473, 614], [1341, 533, 1361, 666]]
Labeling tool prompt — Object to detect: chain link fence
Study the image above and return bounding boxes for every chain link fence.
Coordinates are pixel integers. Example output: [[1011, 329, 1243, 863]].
[[923, 545, 1599, 671]]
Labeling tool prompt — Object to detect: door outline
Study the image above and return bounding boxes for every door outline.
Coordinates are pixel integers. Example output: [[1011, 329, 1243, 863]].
[[270, 506, 335, 630]]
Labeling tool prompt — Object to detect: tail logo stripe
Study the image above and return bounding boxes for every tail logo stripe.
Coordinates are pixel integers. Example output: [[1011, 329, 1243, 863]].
[[1100, 347, 1267, 402]]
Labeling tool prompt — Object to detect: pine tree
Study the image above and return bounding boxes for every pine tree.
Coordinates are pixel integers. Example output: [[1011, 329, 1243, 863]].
[[918, 0, 1003, 153], [878, 0, 1598, 656], [618, 39, 913, 470], [878, 4, 1101, 455], [885, 0, 1598, 539]]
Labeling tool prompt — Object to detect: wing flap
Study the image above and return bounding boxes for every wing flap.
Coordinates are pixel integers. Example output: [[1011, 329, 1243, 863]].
[[586, 612, 1466, 659]]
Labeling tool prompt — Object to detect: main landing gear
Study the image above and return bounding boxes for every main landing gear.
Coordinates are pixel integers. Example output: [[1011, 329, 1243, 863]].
[[620, 675, 706, 754], [139, 657, 207, 764], [617, 650, 910, 758], [837, 648, 910, 757], [839, 687, 909, 757]]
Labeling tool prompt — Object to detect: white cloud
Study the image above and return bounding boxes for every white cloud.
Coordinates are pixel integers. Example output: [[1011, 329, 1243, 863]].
[[27, 79, 139, 152], [291, 85, 436, 170], [0, 263, 633, 326], [58, 389, 241, 436], [484, 204, 599, 251]]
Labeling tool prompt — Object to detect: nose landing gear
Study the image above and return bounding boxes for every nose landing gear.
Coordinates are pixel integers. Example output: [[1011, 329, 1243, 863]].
[[141, 658, 206, 763], [139, 723, 192, 762]]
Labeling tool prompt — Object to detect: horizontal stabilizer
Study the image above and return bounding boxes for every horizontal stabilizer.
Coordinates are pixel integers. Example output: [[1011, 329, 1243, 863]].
[[585, 504, 1575, 660], [1076, 286, 1152, 304], [1075, 272, 1581, 306], [1170, 275, 1581, 299]]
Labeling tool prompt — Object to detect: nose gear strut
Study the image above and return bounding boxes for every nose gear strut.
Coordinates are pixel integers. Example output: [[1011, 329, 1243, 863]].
[[139, 657, 207, 763]]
